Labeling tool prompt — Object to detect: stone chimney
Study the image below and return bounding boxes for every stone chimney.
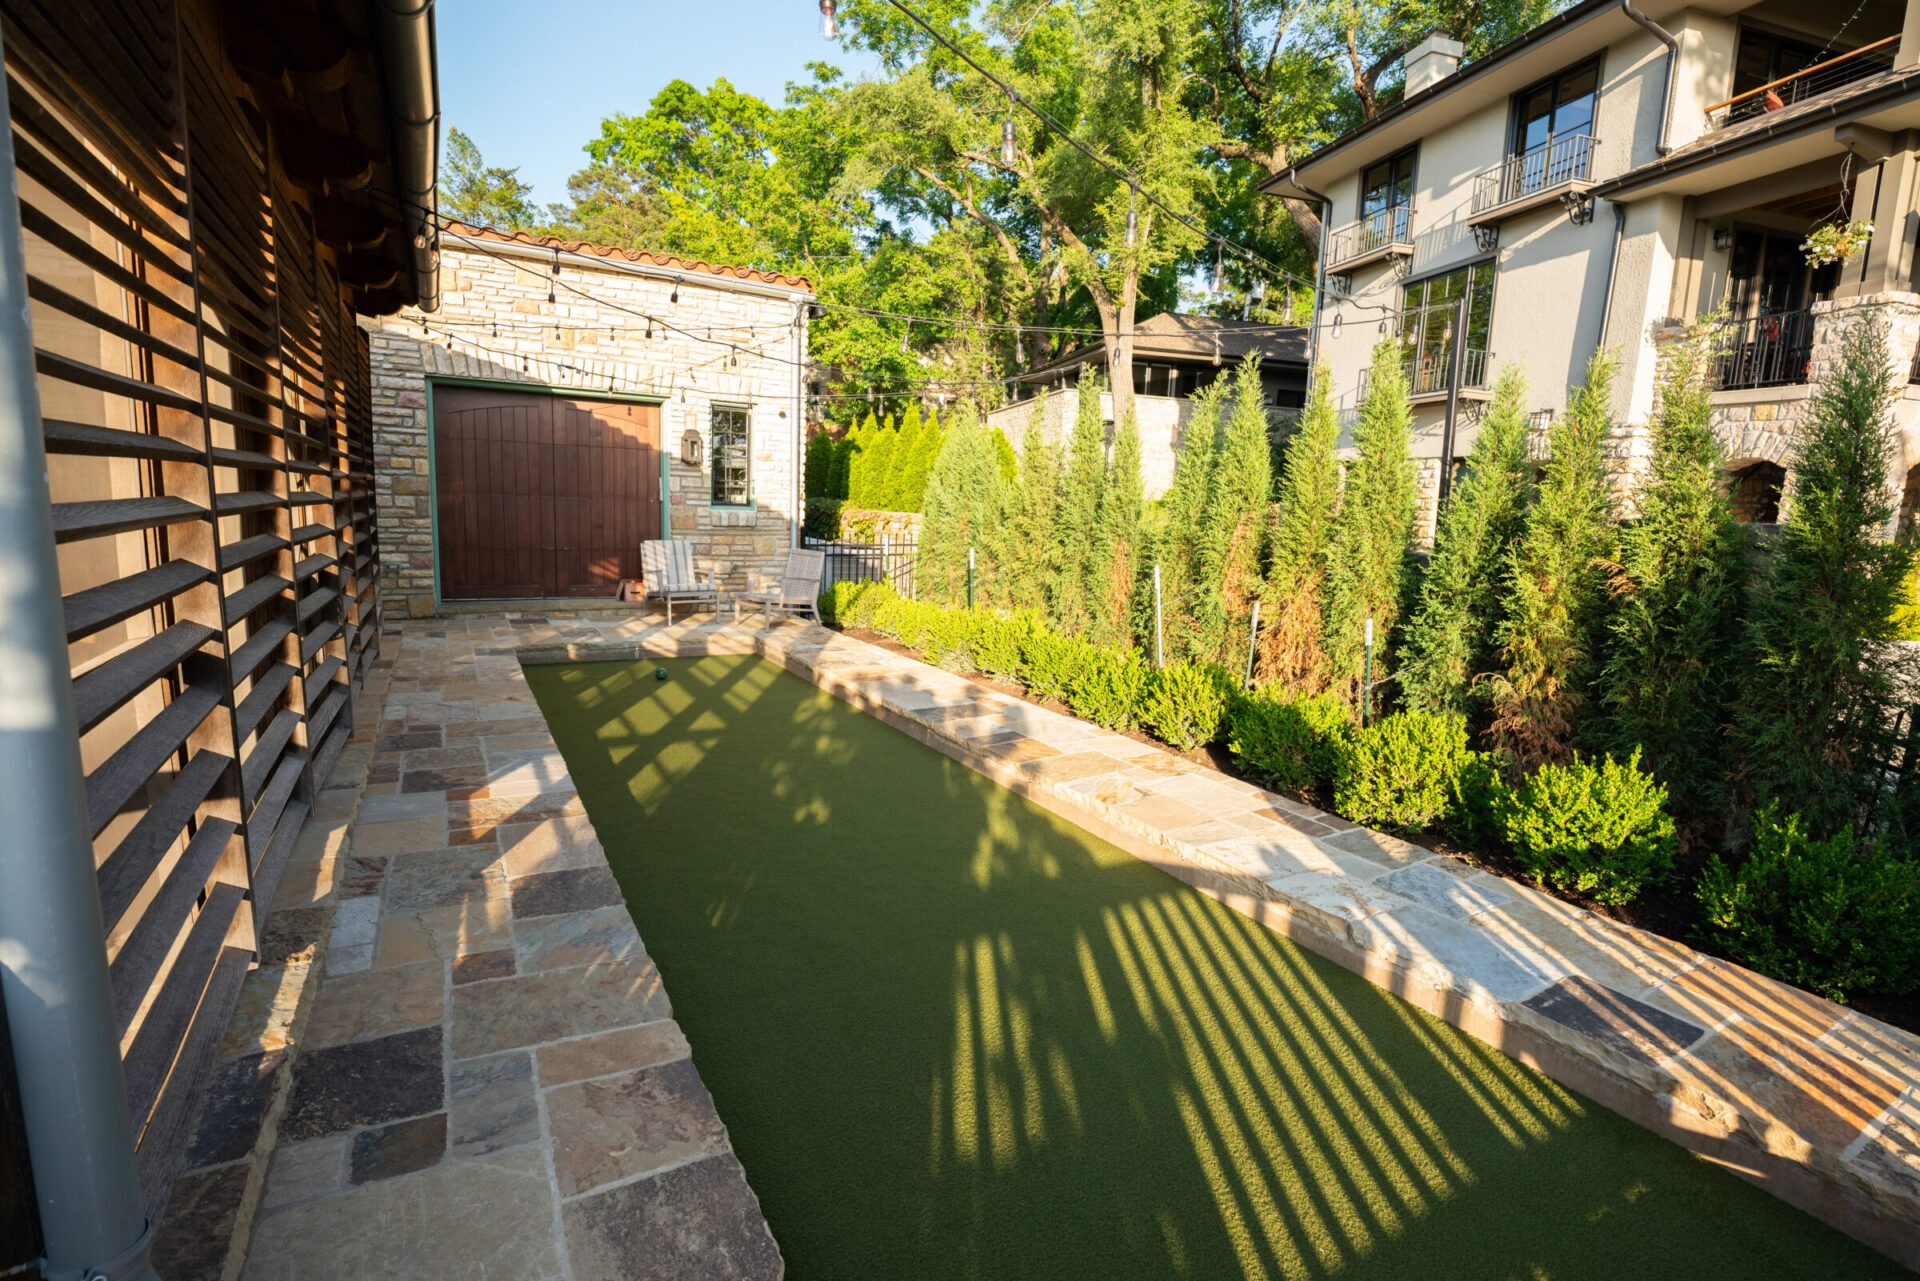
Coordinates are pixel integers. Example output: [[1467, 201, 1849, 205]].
[[1405, 33, 1465, 96]]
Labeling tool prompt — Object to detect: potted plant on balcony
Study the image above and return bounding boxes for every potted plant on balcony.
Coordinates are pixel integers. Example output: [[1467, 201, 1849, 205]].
[[1802, 219, 1874, 266]]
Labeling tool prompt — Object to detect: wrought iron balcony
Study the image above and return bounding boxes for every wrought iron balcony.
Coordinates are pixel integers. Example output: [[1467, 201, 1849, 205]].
[[1711, 309, 1815, 391], [1358, 344, 1491, 402], [1327, 204, 1415, 272], [1705, 36, 1897, 130], [1469, 134, 1597, 223]]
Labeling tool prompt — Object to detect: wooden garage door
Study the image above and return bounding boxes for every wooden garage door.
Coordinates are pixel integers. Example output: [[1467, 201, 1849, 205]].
[[434, 387, 662, 599]]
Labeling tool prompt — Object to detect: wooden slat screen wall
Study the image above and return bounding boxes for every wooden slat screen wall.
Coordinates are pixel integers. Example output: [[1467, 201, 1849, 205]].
[[2, 0, 383, 1207]]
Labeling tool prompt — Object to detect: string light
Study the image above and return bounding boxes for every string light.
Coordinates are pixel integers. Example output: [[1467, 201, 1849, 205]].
[[819, 0, 836, 38], [1211, 247, 1224, 296], [1123, 185, 1137, 249], [1000, 96, 1017, 167], [669, 280, 680, 305]]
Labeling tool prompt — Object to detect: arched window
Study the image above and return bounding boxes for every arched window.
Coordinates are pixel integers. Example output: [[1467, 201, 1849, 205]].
[[1726, 460, 1785, 524]]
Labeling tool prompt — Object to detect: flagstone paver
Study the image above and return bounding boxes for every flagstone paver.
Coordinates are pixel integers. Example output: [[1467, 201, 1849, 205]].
[[159, 608, 1920, 1276]]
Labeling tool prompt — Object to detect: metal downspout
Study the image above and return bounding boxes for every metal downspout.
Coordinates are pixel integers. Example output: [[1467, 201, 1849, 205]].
[[374, 0, 442, 311], [1287, 166, 1335, 380], [1621, 0, 1678, 157], [1598, 200, 1627, 349], [0, 42, 159, 1281]]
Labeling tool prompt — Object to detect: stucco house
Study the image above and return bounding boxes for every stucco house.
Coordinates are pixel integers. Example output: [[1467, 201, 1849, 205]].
[[366, 225, 815, 616], [984, 312, 1309, 498], [1265, 0, 1920, 537]]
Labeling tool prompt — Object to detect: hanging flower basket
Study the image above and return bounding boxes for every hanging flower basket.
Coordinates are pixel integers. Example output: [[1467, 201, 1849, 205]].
[[1803, 219, 1875, 267]]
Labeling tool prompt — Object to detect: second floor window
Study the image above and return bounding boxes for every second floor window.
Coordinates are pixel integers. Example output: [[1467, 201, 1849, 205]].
[[711, 406, 750, 506], [1513, 61, 1598, 159], [1361, 149, 1415, 222]]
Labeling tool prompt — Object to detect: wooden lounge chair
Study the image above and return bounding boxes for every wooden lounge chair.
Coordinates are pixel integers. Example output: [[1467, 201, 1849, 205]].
[[640, 539, 720, 624], [734, 548, 826, 628]]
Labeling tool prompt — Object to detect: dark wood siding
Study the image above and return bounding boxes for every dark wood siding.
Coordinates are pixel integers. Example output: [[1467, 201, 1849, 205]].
[[434, 387, 661, 600]]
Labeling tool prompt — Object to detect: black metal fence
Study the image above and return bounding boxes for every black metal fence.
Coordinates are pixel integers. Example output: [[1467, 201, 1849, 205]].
[[1712, 309, 1815, 391], [804, 534, 918, 598]]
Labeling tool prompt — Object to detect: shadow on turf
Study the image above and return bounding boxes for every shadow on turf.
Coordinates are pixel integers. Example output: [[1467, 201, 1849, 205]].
[[524, 653, 1903, 1281]]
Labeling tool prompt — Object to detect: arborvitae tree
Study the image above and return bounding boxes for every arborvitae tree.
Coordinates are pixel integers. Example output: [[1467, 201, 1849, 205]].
[[1400, 365, 1534, 718], [1157, 384, 1225, 663], [918, 404, 1009, 606], [883, 405, 923, 510], [1195, 358, 1274, 664], [1093, 408, 1145, 649], [826, 429, 855, 500], [803, 429, 837, 501], [1258, 369, 1342, 691], [1489, 348, 1620, 771], [1592, 322, 1749, 832], [989, 426, 1017, 484], [1004, 395, 1060, 614], [1054, 370, 1109, 635], [842, 413, 878, 505], [902, 408, 946, 511], [1736, 315, 1919, 837], [857, 417, 900, 509], [1324, 340, 1419, 711]]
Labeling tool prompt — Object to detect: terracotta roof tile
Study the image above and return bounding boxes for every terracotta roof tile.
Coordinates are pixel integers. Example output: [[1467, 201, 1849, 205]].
[[443, 221, 813, 293]]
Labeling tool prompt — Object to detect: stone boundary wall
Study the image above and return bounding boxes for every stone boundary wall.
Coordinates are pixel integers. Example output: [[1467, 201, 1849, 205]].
[[366, 242, 808, 616]]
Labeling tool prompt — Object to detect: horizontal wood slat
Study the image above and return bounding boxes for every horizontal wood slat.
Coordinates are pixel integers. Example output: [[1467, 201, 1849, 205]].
[[109, 817, 234, 1035], [120, 884, 246, 1135], [51, 494, 205, 543], [95, 749, 231, 932], [227, 618, 291, 679], [62, 559, 211, 642], [84, 683, 222, 839], [70, 621, 215, 734]]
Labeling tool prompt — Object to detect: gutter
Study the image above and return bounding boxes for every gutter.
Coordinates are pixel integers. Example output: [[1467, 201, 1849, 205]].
[[1590, 70, 1920, 197], [1597, 200, 1627, 348], [1619, 0, 1678, 156], [373, 0, 442, 312]]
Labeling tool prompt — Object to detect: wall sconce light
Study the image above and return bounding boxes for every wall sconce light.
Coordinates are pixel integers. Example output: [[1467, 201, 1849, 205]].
[[681, 429, 703, 467], [1713, 226, 1733, 252]]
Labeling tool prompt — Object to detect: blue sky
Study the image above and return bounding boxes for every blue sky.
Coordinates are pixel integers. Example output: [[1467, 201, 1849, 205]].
[[438, 0, 881, 211]]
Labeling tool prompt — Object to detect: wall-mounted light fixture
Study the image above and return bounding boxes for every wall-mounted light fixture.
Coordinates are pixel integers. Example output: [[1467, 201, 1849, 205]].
[[1713, 226, 1734, 252], [681, 429, 704, 467]]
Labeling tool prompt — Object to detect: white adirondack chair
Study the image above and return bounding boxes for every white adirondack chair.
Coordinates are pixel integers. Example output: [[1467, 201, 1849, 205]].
[[734, 548, 826, 628], [640, 539, 719, 624]]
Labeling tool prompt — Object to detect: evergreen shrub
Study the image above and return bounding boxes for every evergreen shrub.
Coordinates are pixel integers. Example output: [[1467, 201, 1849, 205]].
[[1140, 661, 1233, 753], [1334, 710, 1480, 836], [819, 580, 890, 629], [971, 612, 1036, 682], [1020, 627, 1087, 703], [1697, 806, 1920, 1002], [1494, 748, 1675, 906], [1226, 689, 1353, 793], [1066, 647, 1150, 731]]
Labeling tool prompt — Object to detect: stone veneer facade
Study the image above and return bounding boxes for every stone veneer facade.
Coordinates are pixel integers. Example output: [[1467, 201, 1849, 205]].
[[365, 235, 812, 617]]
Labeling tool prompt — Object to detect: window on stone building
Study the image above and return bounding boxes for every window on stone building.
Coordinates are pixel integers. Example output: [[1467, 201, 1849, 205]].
[[711, 405, 750, 506], [1726, 460, 1785, 524]]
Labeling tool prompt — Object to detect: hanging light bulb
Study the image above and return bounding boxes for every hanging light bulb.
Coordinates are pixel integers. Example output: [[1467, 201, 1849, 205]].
[[1001, 113, 1016, 167], [1124, 185, 1138, 248], [819, 0, 836, 38], [491, 321, 499, 338], [413, 222, 429, 250], [521, 355, 529, 373], [1331, 313, 1343, 339], [1211, 246, 1225, 295], [547, 282, 556, 305], [669, 280, 680, 305], [551, 247, 561, 276], [645, 319, 653, 340], [900, 320, 911, 354]]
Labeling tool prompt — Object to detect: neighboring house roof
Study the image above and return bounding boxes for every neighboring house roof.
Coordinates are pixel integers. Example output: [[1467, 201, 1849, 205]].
[[441, 221, 815, 293], [1017, 313, 1310, 384], [1592, 67, 1920, 197]]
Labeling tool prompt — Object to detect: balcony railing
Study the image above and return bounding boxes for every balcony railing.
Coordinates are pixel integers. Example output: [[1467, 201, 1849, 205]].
[[1327, 204, 1414, 269], [1359, 346, 1491, 401], [1711, 309, 1815, 391], [1471, 134, 1596, 216], [1705, 35, 1898, 129]]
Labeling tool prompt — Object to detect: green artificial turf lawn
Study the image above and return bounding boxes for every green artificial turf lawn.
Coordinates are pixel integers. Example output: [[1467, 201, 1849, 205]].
[[526, 656, 1902, 1281]]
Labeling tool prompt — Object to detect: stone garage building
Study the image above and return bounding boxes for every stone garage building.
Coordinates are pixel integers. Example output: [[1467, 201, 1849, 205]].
[[367, 224, 814, 617]]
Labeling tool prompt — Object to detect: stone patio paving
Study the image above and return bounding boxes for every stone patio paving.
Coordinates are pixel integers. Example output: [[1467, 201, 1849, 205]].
[[158, 607, 1920, 1275]]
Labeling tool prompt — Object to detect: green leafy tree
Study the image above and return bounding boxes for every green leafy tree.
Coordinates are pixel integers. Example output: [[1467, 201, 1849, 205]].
[[1004, 395, 1062, 613], [1324, 340, 1418, 711], [1401, 365, 1533, 718], [919, 406, 1011, 605], [1736, 316, 1920, 836], [1157, 383, 1225, 662], [1592, 322, 1748, 831], [1259, 368, 1342, 692], [1055, 371, 1111, 635], [1489, 349, 1620, 771], [439, 127, 538, 230], [1094, 408, 1146, 648]]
